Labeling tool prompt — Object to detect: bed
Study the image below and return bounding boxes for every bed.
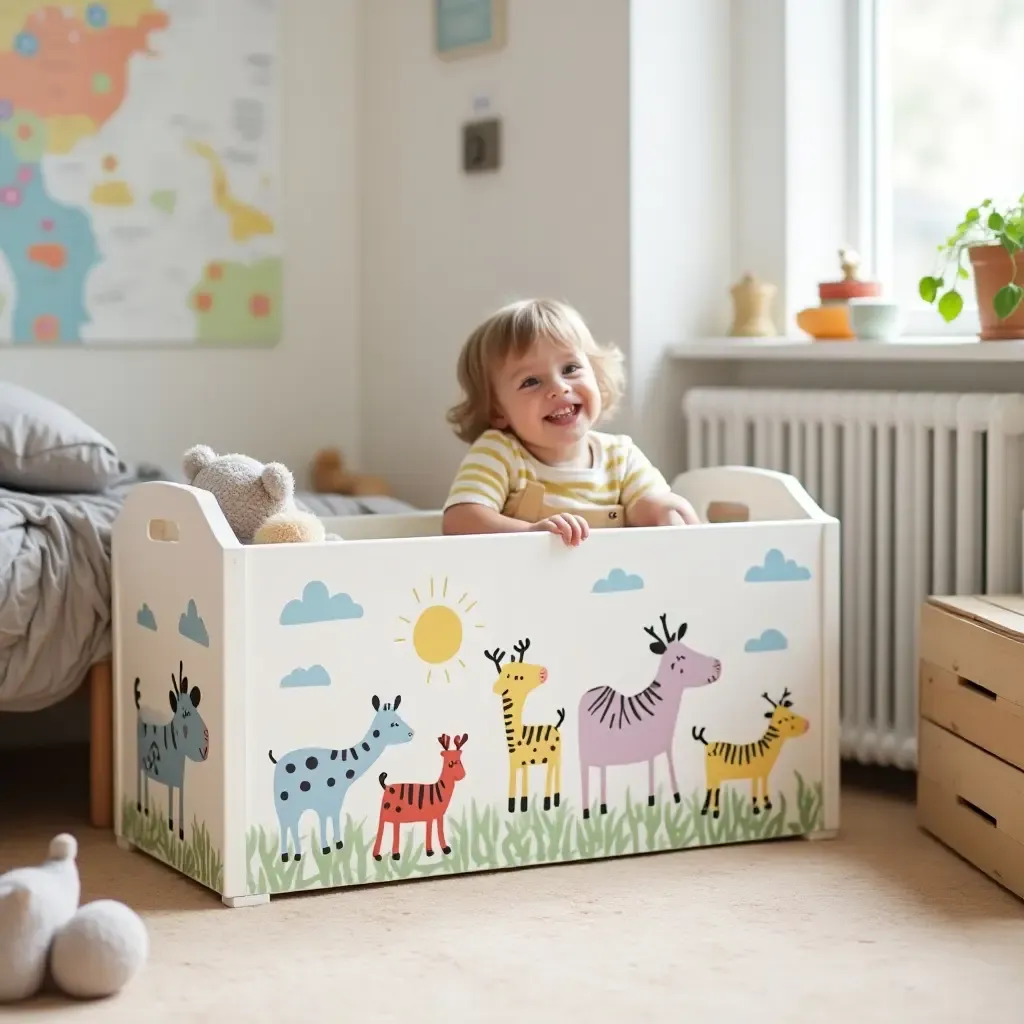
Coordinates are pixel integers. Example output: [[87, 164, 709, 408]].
[[0, 382, 416, 829]]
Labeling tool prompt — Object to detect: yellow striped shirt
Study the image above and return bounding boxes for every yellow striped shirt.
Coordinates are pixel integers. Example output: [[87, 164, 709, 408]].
[[443, 428, 671, 514]]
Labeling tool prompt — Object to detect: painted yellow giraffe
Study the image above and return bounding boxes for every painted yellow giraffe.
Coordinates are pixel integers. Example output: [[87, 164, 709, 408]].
[[484, 638, 563, 813], [691, 687, 810, 818]]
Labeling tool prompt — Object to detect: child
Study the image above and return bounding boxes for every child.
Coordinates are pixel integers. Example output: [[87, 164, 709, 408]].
[[442, 297, 700, 546]]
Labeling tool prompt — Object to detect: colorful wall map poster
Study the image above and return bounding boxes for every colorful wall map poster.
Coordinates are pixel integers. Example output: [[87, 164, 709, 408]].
[[0, 1, 281, 347]]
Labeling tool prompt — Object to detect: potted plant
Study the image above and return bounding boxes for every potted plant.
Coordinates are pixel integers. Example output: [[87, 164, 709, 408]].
[[918, 196, 1024, 340]]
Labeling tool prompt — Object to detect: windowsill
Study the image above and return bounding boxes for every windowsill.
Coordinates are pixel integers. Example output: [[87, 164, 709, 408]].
[[669, 336, 1024, 363]]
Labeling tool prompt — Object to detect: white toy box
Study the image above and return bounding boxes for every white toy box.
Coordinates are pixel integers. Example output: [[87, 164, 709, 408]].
[[111, 466, 840, 908]]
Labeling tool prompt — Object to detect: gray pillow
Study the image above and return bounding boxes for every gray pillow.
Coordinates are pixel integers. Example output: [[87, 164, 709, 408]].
[[0, 382, 125, 493]]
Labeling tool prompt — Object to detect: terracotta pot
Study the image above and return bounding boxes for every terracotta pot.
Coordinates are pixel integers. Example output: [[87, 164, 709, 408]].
[[818, 279, 881, 303], [969, 244, 1024, 340]]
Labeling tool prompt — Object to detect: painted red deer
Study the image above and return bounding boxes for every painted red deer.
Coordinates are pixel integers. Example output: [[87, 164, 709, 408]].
[[372, 733, 469, 862]]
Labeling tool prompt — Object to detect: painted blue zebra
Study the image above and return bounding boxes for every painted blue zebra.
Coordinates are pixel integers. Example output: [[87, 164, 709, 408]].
[[268, 694, 413, 862], [134, 661, 210, 841]]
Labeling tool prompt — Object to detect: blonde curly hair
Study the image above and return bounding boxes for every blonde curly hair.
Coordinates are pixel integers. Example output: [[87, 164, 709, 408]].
[[446, 298, 626, 445]]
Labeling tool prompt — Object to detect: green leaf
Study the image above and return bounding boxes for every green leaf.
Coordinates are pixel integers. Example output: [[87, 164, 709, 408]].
[[958, 266, 970, 280], [1000, 232, 1021, 255], [965, 207, 980, 222], [982, 198, 993, 207], [988, 212, 1005, 231], [937, 290, 964, 323], [919, 276, 939, 303], [994, 283, 1024, 321]]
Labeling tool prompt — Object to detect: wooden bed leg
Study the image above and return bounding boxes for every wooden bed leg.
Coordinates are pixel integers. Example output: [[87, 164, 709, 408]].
[[89, 660, 113, 830]]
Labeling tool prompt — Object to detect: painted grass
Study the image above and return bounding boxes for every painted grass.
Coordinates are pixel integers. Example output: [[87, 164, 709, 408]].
[[120, 798, 225, 892], [246, 773, 824, 895]]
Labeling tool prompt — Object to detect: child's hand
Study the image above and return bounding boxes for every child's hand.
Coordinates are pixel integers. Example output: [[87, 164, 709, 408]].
[[530, 513, 590, 546], [627, 494, 701, 528]]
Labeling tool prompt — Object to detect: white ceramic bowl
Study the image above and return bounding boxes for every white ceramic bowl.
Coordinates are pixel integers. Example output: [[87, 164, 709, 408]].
[[847, 298, 904, 342]]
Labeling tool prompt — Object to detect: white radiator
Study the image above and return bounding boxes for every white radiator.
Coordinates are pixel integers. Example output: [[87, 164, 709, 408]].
[[683, 387, 1024, 770]]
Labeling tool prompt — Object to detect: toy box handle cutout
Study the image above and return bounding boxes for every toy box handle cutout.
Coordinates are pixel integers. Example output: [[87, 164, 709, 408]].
[[147, 518, 180, 542], [503, 481, 624, 529], [705, 500, 750, 524]]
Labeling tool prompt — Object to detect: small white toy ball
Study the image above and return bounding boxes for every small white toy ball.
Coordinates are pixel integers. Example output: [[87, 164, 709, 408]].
[[48, 834, 77, 862], [49, 900, 148, 1000]]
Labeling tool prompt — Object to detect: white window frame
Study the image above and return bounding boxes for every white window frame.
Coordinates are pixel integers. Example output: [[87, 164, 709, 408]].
[[849, 0, 982, 338]]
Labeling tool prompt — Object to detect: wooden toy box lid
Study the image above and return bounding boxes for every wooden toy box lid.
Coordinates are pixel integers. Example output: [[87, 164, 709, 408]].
[[917, 595, 1024, 901]]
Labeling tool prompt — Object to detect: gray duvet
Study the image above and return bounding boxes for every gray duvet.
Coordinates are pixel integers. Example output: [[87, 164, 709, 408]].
[[0, 471, 416, 713], [0, 478, 134, 712]]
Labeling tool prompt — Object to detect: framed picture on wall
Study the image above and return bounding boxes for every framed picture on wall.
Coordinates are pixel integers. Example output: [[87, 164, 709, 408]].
[[434, 0, 507, 61]]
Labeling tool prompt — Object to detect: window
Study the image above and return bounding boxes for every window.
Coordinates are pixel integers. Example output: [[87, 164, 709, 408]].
[[858, 0, 1024, 335]]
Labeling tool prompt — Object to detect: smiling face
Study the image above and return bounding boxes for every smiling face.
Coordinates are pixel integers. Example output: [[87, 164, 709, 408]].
[[441, 749, 467, 783], [767, 704, 810, 738], [371, 696, 415, 746], [491, 660, 549, 697], [490, 336, 602, 466]]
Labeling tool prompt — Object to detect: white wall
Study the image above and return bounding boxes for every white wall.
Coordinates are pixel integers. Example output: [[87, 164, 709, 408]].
[[359, 0, 732, 508], [731, 0, 851, 330], [730, 0, 786, 325], [629, 0, 732, 473], [0, 0, 361, 488], [359, 0, 632, 509]]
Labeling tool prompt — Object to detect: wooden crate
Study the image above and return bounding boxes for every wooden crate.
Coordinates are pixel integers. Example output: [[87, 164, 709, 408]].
[[917, 595, 1024, 901]]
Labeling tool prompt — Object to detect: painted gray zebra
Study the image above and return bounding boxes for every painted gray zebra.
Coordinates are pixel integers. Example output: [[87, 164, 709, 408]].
[[134, 660, 210, 841], [268, 694, 414, 862]]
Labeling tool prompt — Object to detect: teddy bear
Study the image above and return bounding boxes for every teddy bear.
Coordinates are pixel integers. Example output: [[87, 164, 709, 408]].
[[0, 833, 148, 1004], [312, 447, 391, 497], [182, 444, 327, 544]]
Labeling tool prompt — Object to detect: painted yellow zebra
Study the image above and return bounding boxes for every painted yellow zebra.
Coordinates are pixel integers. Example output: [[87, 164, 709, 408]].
[[691, 687, 809, 819]]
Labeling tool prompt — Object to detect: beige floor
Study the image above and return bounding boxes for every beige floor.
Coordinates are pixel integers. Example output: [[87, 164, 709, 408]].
[[2, 748, 1023, 1023]]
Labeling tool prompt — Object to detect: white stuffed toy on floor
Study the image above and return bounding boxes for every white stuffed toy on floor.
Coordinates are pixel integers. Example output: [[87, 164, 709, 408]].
[[0, 834, 148, 1004], [50, 898, 149, 999]]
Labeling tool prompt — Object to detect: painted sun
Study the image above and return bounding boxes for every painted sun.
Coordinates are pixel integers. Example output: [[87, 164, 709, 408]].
[[395, 576, 484, 684]]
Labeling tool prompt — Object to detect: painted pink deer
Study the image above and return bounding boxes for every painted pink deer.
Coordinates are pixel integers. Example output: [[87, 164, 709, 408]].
[[577, 614, 722, 818]]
